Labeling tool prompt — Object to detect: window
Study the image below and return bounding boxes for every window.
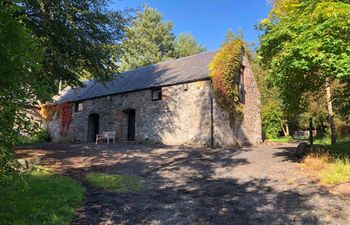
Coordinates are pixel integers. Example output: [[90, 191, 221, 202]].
[[238, 66, 245, 104], [151, 88, 162, 101], [75, 102, 83, 112]]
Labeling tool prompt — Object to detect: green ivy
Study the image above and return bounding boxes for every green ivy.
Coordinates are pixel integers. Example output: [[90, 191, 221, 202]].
[[209, 39, 244, 119]]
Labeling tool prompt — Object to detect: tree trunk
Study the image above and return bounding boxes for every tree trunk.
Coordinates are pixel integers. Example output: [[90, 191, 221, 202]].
[[281, 123, 290, 136], [325, 77, 336, 145]]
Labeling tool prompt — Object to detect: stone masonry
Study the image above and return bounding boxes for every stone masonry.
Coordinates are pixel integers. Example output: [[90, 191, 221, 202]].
[[48, 56, 261, 147]]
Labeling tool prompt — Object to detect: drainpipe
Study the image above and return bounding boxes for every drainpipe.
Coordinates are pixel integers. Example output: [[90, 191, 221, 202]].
[[210, 91, 214, 149]]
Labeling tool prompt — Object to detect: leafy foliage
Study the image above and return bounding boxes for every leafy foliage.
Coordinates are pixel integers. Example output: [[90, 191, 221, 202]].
[[261, 101, 284, 139], [33, 128, 51, 142], [119, 7, 175, 71], [258, 0, 350, 112], [209, 39, 245, 117], [251, 61, 286, 138], [39, 104, 57, 121], [56, 103, 72, 136], [0, 1, 43, 180], [39, 103, 73, 136], [175, 33, 206, 58], [222, 28, 244, 47], [23, 0, 127, 94], [333, 79, 350, 122]]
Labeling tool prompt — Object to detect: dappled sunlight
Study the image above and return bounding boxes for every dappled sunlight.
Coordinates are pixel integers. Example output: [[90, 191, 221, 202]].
[[15, 143, 350, 224]]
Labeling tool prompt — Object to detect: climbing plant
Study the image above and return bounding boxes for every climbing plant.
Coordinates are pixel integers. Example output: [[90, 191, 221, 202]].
[[209, 39, 245, 118], [39, 104, 57, 121], [56, 103, 72, 136], [39, 102, 72, 136]]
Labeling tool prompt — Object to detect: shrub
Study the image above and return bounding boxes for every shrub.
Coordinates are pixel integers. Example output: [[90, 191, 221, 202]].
[[261, 101, 283, 139], [0, 146, 19, 182], [34, 129, 51, 142]]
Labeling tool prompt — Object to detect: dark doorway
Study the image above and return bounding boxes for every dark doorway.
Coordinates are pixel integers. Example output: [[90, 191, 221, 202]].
[[87, 113, 99, 143], [126, 109, 135, 141]]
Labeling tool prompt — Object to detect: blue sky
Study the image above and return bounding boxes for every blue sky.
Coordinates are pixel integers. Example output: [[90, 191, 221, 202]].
[[109, 0, 272, 51]]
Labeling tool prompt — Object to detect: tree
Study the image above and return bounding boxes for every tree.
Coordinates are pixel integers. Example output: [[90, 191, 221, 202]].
[[334, 79, 350, 122], [222, 28, 244, 47], [0, 1, 43, 179], [258, 0, 350, 145], [251, 61, 287, 138], [175, 33, 206, 58], [23, 0, 127, 95], [119, 7, 175, 71]]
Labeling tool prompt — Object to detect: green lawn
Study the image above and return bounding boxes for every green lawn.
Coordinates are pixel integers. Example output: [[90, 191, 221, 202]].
[[0, 167, 85, 225], [86, 172, 142, 192], [314, 137, 350, 156], [265, 136, 292, 143]]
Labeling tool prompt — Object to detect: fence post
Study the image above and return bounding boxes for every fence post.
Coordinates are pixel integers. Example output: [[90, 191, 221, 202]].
[[309, 117, 313, 146]]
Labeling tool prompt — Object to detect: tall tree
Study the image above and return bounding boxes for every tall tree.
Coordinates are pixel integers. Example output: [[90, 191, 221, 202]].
[[174, 33, 206, 58], [119, 7, 175, 71], [258, 0, 350, 144], [222, 28, 244, 47], [23, 0, 127, 95], [0, 1, 43, 179]]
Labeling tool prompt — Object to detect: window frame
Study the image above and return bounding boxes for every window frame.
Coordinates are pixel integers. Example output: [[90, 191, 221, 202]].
[[74, 101, 83, 112], [151, 88, 162, 101], [238, 66, 245, 104]]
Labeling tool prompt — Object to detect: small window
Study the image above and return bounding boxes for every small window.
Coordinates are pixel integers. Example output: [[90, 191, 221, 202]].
[[151, 88, 162, 101], [75, 102, 83, 112], [238, 66, 245, 104]]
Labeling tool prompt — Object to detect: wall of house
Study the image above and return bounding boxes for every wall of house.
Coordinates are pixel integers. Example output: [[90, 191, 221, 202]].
[[212, 55, 262, 146], [48, 59, 262, 147]]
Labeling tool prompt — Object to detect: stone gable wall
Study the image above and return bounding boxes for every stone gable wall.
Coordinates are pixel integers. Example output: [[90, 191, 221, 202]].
[[48, 59, 262, 147]]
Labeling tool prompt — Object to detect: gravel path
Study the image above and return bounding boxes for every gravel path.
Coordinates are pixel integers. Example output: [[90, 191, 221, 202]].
[[16, 143, 350, 225]]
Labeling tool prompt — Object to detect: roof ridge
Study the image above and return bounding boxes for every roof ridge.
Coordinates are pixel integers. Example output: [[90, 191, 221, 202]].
[[119, 50, 219, 75]]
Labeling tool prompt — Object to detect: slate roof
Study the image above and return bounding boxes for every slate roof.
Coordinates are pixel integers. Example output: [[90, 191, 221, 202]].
[[54, 51, 218, 103]]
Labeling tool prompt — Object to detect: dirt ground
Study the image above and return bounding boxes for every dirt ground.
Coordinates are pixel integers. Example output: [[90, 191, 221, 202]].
[[16, 143, 350, 225]]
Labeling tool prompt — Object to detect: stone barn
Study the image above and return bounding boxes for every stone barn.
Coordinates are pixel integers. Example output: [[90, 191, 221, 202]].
[[48, 51, 262, 147]]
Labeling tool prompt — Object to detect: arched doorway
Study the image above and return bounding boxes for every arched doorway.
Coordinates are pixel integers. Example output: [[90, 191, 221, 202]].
[[87, 113, 99, 143], [123, 109, 135, 141]]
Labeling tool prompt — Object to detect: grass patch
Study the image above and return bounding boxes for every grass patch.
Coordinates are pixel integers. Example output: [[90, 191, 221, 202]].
[[86, 172, 142, 192], [0, 166, 85, 225], [302, 153, 330, 171], [265, 136, 292, 143], [314, 137, 350, 156], [302, 137, 350, 185], [320, 158, 350, 184]]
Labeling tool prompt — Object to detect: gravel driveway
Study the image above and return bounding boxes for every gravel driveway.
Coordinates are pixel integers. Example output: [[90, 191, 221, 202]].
[[16, 143, 350, 225]]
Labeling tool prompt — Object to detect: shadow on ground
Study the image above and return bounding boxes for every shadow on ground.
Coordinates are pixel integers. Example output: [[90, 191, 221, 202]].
[[16, 143, 350, 225]]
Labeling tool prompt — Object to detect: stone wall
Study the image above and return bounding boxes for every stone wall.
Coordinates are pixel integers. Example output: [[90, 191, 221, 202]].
[[48, 59, 262, 147], [212, 55, 262, 146]]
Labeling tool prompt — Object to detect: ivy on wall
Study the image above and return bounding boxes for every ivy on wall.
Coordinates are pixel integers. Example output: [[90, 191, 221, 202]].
[[209, 39, 245, 118], [39, 102, 72, 136], [39, 104, 57, 121]]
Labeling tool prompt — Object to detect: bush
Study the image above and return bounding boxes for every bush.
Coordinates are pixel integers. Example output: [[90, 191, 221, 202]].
[[261, 101, 283, 139], [335, 119, 350, 138], [16, 128, 51, 146], [0, 146, 19, 182], [34, 129, 51, 142]]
